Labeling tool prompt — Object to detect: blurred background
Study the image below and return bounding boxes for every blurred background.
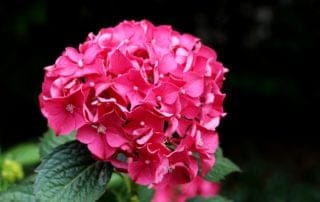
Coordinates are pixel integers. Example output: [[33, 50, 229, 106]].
[[0, 0, 319, 201]]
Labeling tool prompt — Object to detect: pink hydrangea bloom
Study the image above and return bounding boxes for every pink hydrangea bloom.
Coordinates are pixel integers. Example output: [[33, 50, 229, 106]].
[[39, 19, 227, 199], [152, 176, 220, 202]]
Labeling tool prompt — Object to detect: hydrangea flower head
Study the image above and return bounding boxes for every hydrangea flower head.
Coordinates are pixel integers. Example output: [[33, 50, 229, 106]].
[[39, 19, 227, 197]]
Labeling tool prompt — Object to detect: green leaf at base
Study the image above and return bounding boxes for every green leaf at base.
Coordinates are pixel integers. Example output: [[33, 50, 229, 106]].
[[39, 129, 75, 158], [137, 184, 154, 202], [205, 148, 241, 182], [0, 175, 36, 202], [34, 141, 113, 202], [98, 173, 131, 202]]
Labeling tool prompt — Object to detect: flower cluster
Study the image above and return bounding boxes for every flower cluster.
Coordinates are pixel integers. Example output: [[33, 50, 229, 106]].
[[39, 20, 227, 191]]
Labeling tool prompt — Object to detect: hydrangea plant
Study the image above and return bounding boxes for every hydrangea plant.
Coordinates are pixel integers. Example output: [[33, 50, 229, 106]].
[[0, 20, 240, 202]]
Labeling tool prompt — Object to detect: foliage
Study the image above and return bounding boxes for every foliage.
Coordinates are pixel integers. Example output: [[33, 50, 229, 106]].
[[35, 141, 112, 202], [205, 148, 241, 182], [0, 129, 240, 201], [39, 129, 75, 158], [188, 195, 232, 202], [0, 175, 36, 202]]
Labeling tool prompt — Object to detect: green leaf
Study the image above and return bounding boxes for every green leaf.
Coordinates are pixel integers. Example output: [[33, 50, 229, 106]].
[[205, 148, 241, 182], [34, 141, 113, 202], [0, 175, 36, 202], [98, 173, 131, 202], [97, 190, 119, 202], [39, 129, 75, 158], [3, 143, 40, 166], [137, 185, 154, 202], [188, 195, 232, 202]]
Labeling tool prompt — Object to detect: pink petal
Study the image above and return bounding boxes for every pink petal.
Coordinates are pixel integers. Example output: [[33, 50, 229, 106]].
[[109, 50, 132, 74], [110, 158, 128, 171], [181, 176, 220, 198], [83, 44, 101, 64], [48, 113, 75, 135], [97, 29, 113, 48], [105, 127, 127, 147], [203, 117, 220, 130], [43, 99, 77, 135], [112, 75, 131, 96], [153, 25, 172, 47], [200, 130, 219, 152], [154, 159, 169, 183], [180, 34, 199, 50], [76, 125, 97, 144], [88, 135, 115, 160], [65, 47, 81, 62], [54, 56, 78, 76], [164, 164, 192, 185], [136, 129, 154, 145], [183, 72, 204, 97], [193, 56, 207, 75], [158, 54, 177, 74], [128, 92, 143, 109], [74, 112, 86, 130], [196, 177, 220, 197], [42, 97, 65, 116], [175, 47, 188, 64], [199, 154, 215, 175], [128, 160, 155, 185], [160, 83, 179, 104], [152, 186, 172, 202], [196, 44, 217, 59], [180, 96, 200, 119]]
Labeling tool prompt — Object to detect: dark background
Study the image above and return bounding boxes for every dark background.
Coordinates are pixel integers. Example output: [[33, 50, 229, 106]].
[[1, 0, 319, 200]]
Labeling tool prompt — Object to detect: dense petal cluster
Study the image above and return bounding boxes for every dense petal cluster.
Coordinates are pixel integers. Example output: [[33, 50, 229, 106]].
[[39, 20, 227, 190]]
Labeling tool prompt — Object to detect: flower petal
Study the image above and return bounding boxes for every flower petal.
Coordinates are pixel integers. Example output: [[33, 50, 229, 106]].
[[109, 50, 132, 74], [76, 124, 97, 144]]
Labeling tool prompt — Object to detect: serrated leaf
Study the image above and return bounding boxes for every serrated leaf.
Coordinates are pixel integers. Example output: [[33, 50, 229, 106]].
[[205, 148, 241, 182], [39, 129, 75, 158], [0, 175, 36, 202], [3, 143, 40, 166], [188, 195, 232, 202], [137, 185, 154, 202], [34, 141, 113, 202]]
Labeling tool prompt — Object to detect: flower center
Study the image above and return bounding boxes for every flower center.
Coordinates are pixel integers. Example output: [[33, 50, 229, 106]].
[[97, 124, 107, 134], [196, 131, 204, 146], [156, 96, 162, 102], [180, 88, 186, 94], [77, 59, 84, 68], [168, 165, 175, 173], [65, 104, 75, 114]]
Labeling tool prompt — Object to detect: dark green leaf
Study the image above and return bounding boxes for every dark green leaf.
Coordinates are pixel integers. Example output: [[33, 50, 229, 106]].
[[34, 141, 113, 202], [97, 190, 119, 202], [188, 195, 232, 202], [98, 173, 131, 202], [205, 148, 241, 182], [39, 129, 75, 158], [137, 185, 154, 202], [0, 175, 36, 202]]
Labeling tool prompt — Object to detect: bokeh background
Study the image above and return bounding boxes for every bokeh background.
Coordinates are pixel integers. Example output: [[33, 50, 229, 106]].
[[1, 0, 319, 201]]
